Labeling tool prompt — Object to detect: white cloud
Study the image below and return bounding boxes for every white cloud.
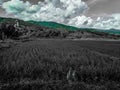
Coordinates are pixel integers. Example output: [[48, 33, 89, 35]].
[[68, 15, 93, 27], [1, 0, 120, 29], [2, 0, 88, 21], [68, 14, 120, 29], [91, 14, 120, 29], [2, 0, 28, 14]]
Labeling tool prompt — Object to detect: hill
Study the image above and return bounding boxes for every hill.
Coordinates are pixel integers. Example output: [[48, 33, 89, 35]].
[[0, 17, 120, 40], [28, 20, 120, 35]]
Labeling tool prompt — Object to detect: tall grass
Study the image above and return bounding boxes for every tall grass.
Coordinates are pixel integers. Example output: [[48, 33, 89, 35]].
[[0, 40, 120, 90]]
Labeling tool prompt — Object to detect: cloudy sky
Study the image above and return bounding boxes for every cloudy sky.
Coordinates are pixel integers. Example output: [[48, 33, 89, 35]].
[[0, 0, 120, 29]]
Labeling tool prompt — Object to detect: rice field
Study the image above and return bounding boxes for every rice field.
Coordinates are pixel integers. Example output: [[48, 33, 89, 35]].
[[0, 39, 120, 90]]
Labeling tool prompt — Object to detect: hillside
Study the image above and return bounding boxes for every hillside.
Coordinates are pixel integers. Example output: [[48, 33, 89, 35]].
[[28, 21, 120, 35], [0, 17, 120, 40]]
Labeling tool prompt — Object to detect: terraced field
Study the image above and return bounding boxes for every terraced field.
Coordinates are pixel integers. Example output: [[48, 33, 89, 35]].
[[0, 39, 120, 90]]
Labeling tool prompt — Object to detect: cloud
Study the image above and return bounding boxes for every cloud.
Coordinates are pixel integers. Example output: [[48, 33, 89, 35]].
[[68, 14, 120, 29], [2, 0, 88, 21], [88, 14, 120, 29], [1, 0, 120, 29], [68, 15, 93, 28], [2, 0, 30, 14]]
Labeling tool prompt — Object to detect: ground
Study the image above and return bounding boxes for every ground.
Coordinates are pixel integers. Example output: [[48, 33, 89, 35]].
[[0, 39, 120, 90]]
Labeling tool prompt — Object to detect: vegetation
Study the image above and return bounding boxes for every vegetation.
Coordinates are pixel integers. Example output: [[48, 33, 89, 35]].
[[0, 40, 120, 90], [0, 17, 120, 90], [0, 17, 120, 35], [28, 20, 120, 35], [0, 21, 120, 40]]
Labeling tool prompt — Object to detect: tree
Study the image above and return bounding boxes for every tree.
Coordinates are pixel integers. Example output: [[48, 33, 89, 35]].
[[0, 23, 7, 41]]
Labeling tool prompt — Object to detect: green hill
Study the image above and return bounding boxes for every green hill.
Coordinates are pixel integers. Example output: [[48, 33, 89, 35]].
[[28, 21, 120, 35], [0, 17, 120, 35], [28, 21, 80, 31]]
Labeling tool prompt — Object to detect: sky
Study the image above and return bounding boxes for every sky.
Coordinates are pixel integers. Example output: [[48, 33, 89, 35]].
[[0, 0, 120, 29]]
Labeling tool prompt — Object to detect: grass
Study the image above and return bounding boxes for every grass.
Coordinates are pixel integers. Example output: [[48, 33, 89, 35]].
[[0, 39, 120, 90]]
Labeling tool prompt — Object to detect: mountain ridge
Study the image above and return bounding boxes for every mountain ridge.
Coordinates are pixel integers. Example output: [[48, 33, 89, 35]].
[[0, 17, 120, 40], [0, 17, 120, 35], [28, 20, 120, 35]]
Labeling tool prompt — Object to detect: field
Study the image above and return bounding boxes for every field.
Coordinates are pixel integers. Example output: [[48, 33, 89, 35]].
[[0, 39, 120, 90]]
